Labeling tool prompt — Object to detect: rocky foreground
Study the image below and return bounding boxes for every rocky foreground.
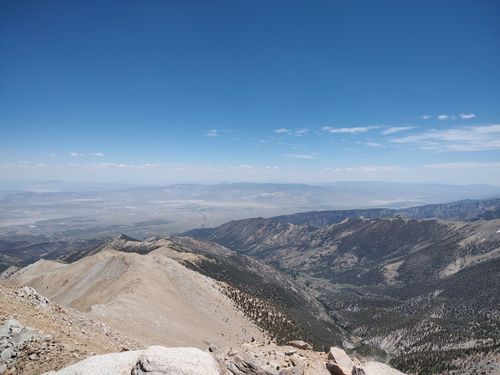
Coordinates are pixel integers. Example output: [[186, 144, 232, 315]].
[[40, 341, 404, 375], [0, 283, 404, 375], [0, 284, 143, 374]]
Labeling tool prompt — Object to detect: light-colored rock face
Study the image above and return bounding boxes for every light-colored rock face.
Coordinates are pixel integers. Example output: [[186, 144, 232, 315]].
[[10, 246, 266, 349], [219, 342, 330, 375], [328, 347, 354, 371], [44, 346, 221, 375], [0, 318, 50, 371], [360, 361, 406, 375], [51, 343, 408, 375], [218, 342, 407, 375]]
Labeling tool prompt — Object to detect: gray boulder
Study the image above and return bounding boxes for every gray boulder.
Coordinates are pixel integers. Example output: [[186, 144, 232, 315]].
[[44, 346, 221, 375], [1, 317, 51, 371], [327, 347, 354, 374], [356, 361, 405, 375]]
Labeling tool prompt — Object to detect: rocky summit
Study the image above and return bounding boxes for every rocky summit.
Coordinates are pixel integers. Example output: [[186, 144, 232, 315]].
[[41, 341, 404, 375]]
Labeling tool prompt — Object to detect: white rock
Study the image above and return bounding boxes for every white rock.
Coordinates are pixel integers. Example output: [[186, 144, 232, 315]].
[[328, 347, 353, 372], [359, 361, 406, 375], [44, 346, 221, 375], [132, 346, 220, 375]]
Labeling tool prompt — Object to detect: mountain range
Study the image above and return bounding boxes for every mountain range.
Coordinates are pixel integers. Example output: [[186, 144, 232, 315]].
[[185, 199, 500, 374], [1, 195, 500, 374]]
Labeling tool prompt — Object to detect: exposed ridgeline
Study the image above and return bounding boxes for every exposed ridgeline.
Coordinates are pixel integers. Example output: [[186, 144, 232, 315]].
[[185, 214, 500, 374], [4, 235, 345, 351]]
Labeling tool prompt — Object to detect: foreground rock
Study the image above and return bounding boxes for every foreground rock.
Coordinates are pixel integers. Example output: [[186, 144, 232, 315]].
[[0, 284, 142, 375], [219, 342, 405, 375], [0, 318, 54, 373], [43, 346, 220, 375], [37, 339, 407, 375]]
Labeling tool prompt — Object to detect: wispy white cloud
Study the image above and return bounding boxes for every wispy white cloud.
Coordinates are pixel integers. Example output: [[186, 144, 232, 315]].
[[293, 128, 309, 136], [205, 129, 219, 137], [324, 165, 400, 172], [364, 141, 384, 148], [421, 115, 432, 120], [434, 113, 476, 121], [355, 141, 384, 148], [459, 113, 476, 120], [322, 126, 380, 134], [68, 152, 105, 157], [381, 126, 414, 135], [285, 153, 316, 159], [274, 128, 309, 136], [228, 164, 278, 170], [424, 161, 500, 169], [392, 124, 500, 152], [85, 162, 129, 169]]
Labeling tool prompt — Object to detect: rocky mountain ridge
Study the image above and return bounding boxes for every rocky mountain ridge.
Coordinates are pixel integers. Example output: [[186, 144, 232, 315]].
[[185, 215, 500, 374], [5, 246, 268, 350], [1, 281, 403, 375]]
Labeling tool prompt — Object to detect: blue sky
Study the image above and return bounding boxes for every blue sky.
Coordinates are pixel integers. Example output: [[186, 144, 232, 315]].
[[1, 0, 500, 184]]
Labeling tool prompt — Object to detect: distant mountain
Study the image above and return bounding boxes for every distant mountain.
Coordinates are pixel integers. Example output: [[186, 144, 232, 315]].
[[184, 198, 500, 236], [399, 197, 500, 221], [2, 182, 500, 239], [185, 212, 500, 374]]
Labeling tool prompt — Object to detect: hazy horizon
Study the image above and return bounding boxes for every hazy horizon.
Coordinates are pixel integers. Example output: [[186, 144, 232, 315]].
[[2, 179, 500, 192]]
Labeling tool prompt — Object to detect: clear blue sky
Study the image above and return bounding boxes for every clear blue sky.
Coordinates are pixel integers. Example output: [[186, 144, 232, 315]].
[[1, 0, 499, 184]]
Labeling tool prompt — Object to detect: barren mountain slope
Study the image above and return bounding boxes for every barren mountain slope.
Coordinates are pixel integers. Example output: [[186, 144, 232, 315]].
[[8, 246, 267, 349], [186, 216, 500, 374], [0, 283, 143, 374], [54, 235, 346, 349]]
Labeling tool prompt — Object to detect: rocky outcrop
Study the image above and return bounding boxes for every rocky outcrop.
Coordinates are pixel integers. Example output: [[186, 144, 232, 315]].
[[219, 342, 405, 375], [0, 318, 55, 374], [0, 284, 142, 375], [43, 346, 220, 375], [326, 347, 405, 375], [16, 286, 50, 309], [38, 341, 407, 375], [0, 266, 20, 281]]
